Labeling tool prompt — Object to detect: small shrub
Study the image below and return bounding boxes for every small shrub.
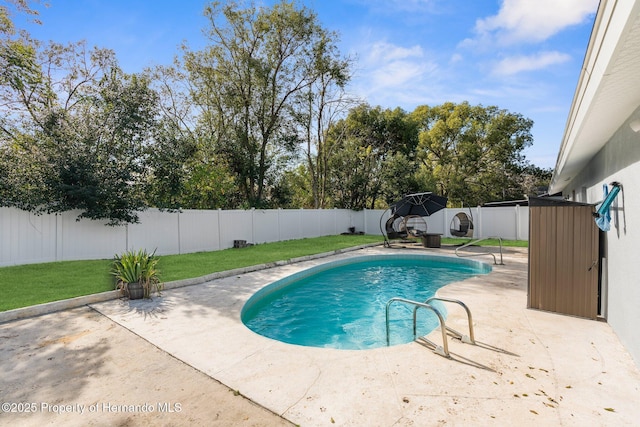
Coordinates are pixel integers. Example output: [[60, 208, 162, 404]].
[[111, 249, 162, 298]]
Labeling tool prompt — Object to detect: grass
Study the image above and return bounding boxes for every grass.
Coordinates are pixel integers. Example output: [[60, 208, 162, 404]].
[[0, 234, 527, 312], [159, 234, 383, 281], [0, 259, 114, 312], [0, 235, 383, 312]]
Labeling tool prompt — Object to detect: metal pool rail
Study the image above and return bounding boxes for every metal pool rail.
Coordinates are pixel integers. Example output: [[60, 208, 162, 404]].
[[455, 236, 504, 265], [386, 296, 478, 358], [385, 297, 450, 357]]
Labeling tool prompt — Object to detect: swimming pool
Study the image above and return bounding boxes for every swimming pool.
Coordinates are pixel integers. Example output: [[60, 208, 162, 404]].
[[241, 254, 491, 350]]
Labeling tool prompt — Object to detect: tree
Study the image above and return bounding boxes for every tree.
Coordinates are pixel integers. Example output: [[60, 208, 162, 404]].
[[0, 1, 42, 36], [183, 0, 347, 208], [280, 164, 314, 208], [0, 41, 159, 224], [411, 102, 533, 206], [289, 34, 354, 208], [327, 104, 420, 209], [144, 62, 245, 210], [0, 1, 48, 209], [516, 164, 553, 197], [0, 0, 42, 141]]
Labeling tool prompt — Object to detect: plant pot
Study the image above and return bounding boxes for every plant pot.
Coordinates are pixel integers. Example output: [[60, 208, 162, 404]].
[[127, 282, 144, 300]]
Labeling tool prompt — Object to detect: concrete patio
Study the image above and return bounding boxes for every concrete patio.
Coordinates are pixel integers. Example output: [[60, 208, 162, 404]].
[[2, 245, 639, 426]]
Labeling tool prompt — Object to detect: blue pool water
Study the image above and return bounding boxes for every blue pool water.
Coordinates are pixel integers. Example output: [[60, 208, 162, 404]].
[[241, 254, 491, 350]]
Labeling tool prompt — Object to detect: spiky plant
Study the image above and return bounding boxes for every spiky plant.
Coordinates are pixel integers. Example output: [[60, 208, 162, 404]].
[[111, 249, 162, 298]]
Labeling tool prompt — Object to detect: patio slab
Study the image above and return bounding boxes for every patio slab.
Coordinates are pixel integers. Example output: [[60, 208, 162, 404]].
[[0, 306, 293, 426]]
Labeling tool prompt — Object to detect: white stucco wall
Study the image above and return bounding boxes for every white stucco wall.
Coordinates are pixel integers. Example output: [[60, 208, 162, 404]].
[[563, 115, 640, 366]]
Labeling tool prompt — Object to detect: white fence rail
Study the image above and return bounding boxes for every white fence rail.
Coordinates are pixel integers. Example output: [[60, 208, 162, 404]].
[[0, 206, 528, 267]]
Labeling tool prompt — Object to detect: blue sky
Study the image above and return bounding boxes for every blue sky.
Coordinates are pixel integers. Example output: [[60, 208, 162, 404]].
[[16, 0, 599, 169]]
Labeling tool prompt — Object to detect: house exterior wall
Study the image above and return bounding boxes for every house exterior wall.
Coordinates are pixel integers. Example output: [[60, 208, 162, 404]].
[[563, 113, 640, 366]]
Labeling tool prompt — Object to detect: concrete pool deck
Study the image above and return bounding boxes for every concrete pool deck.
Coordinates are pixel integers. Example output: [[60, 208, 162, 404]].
[[2, 245, 640, 426]]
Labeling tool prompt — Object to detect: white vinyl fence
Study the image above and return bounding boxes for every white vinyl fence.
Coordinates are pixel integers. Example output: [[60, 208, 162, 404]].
[[0, 205, 528, 267]]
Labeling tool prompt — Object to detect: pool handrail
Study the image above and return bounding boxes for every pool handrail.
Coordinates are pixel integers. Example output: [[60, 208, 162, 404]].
[[454, 236, 504, 265], [385, 297, 450, 357], [422, 297, 475, 344]]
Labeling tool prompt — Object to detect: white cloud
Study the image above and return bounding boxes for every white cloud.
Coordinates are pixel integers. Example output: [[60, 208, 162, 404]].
[[361, 41, 436, 90], [353, 0, 439, 15], [368, 41, 424, 63], [475, 0, 599, 44], [370, 60, 424, 88], [492, 51, 572, 76], [449, 53, 463, 64], [348, 40, 442, 107]]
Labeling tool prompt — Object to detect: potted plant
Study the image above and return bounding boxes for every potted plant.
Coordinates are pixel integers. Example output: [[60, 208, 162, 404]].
[[111, 249, 162, 300]]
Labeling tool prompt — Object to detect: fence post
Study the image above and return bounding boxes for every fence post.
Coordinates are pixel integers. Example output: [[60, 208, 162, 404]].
[[475, 206, 482, 239], [443, 208, 449, 237], [217, 208, 222, 250], [515, 204, 521, 241], [363, 208, 367, 234], [177, 211, 181, 254], [251, 207, 255, 244], [299, 208, 303, 238], [55, 213, 60, 262]]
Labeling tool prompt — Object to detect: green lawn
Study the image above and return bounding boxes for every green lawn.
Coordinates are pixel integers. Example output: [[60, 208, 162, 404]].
[[0, 234, 527, 312], [0, 259, 115, 312], [0, 235, 382, 312], [159, 234, 383, 281]]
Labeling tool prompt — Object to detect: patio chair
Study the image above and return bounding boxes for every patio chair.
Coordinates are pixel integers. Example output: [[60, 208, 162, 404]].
[[450, 212, 473, 238]]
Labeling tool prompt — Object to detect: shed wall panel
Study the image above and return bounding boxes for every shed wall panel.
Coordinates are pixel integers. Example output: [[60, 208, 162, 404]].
[[528, 204, 598, 319]]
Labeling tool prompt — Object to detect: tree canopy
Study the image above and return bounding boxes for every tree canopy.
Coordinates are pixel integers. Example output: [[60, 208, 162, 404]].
[[0, 41, 159, 224], [325, 105, 420, 209], [412, 101, 535, 206], [0, 0, 552, 224], [182, 0, 348, 208]]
